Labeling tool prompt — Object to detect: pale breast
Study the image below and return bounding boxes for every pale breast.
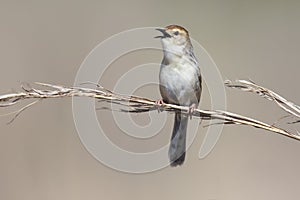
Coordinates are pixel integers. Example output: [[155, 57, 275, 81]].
[[159, 62, 200, 106]]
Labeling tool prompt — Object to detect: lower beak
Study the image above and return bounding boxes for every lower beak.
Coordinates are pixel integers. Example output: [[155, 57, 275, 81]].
[[155, 28, 171, 38]]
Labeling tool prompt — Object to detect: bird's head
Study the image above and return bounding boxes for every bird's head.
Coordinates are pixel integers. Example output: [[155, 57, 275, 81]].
[[155, 25, 192, 56]]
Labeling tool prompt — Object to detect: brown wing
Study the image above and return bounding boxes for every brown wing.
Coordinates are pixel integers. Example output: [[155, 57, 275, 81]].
[[195, 73, 202, 105]]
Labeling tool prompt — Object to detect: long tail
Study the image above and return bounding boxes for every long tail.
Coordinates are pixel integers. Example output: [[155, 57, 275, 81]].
[[169, 113, 188, 167]]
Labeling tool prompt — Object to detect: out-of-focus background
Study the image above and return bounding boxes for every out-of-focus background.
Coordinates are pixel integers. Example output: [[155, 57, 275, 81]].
[[1, 1, 300, 200]]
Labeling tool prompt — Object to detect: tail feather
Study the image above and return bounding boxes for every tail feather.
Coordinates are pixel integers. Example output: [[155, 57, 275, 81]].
[[169, 113, 188, 167]]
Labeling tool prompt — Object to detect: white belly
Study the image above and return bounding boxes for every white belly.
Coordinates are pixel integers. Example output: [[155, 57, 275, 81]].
[[159, 63, 200, 106]]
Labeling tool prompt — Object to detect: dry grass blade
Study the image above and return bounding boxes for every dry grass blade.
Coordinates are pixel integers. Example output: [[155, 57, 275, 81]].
[[225, 80, 300, 119], [0, 82, 299, 141]]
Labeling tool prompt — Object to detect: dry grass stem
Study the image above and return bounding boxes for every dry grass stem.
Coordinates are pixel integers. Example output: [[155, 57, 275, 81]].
[[0, 82, 299, 141], [225, 80, 300, 119]]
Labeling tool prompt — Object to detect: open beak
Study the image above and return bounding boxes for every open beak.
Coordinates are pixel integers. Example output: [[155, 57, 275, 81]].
[[155, 28, 171, 39]]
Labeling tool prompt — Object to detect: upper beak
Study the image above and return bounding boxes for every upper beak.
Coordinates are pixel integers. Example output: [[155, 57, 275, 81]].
[[155, 28, 171, 39]]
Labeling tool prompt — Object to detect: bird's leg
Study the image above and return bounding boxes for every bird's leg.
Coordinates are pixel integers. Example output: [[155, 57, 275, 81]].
[[188, 103, 197, 119], [155, 99, 165, 112], [155, 99, 164, 105]]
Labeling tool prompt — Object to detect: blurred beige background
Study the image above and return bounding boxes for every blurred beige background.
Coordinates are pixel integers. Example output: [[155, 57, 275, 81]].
[[1, 0, 300, 199]]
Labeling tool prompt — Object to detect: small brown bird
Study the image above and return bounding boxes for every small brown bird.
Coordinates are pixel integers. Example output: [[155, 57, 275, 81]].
[[156, 25, 202, 166]]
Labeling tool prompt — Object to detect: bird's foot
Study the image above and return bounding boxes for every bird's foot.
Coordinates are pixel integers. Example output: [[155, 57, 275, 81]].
[[155, 99, 165, 113], [188, 103, 197, 119]]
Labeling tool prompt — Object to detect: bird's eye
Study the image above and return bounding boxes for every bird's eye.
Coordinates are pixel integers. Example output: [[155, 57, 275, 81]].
[[174, 31, 179, 36]]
